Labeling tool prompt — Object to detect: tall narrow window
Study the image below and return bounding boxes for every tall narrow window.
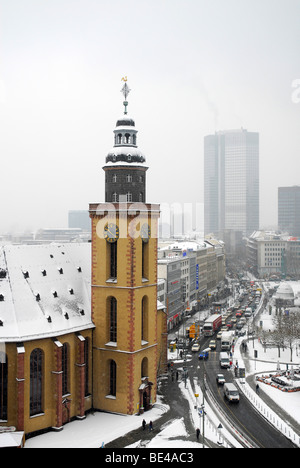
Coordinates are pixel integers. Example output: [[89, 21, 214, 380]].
[[141, 296, 148, 342], [62, 343, 69, 396], [84, 339, 90, 397], [109, 360, 117, 397], [142, 241, 149, 279], [110, 242, 118, 279], [0, 353, 8, 420], [109, 297, 117, 343], [30, 349, 43, 416]]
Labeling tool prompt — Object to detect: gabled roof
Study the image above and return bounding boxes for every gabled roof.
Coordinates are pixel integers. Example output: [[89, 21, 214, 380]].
[[0, 243, 94, 343]]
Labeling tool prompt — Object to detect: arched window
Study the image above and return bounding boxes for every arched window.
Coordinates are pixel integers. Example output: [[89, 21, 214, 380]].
[[141, 357, 148, 378], [0, 352, 8, 420], [109, 297, 117, 343], [30, 349, 43, 416], [117, 133, 122, 144], [125, 133, 130, 144], [62, 343, 70, 396], [109, 360, 117, 397]]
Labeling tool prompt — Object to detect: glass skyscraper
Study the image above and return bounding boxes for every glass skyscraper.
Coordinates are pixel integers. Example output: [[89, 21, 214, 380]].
[[204, 129, 259, 237]]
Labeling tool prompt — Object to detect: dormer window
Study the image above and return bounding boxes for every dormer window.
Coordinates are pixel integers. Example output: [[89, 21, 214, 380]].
[[69, 288, 74, 295], [53, 291, 58, 298], [64, 312, 69, 320], [58, 268, 63, 275], [79, 309, 85, 316], [36, 293, 41, 302], [23, 271, 29, 279], [0, 319, 3, 326], [77, 267, 82, 273], [41, 269, 47, 277], [0, 294, 4, 302], [47, 315, 52, 323]]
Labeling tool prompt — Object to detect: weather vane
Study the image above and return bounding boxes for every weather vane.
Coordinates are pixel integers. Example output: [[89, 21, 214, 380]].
[[121, 76, 131, 114]]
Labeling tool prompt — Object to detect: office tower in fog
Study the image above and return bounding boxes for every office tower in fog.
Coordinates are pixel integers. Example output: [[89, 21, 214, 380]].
[[278, 186, 300, 237], [204, 129, 259, 237]]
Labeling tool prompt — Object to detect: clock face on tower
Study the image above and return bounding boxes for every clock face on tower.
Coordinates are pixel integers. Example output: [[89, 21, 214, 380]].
[[104, 223, 120, 243], [141, 223, 151, 243]]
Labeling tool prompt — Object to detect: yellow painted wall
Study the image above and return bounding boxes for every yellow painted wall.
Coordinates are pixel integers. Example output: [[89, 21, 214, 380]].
[[91, 204, 161, 415], [4, 330, 93, 435]]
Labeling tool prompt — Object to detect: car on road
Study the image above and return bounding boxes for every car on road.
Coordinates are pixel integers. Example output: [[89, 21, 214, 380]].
[[216, 374, 225, 385], [198, 350, 209, 360], [209, 340, 216, 350], [217, 331, 223, 340], [191, 343, 200, 352]]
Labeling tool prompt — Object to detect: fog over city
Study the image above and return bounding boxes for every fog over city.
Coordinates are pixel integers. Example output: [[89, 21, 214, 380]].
[[0, 0, 299, 233]]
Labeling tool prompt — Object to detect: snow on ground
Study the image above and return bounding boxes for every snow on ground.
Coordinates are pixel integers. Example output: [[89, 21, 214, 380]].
[[25, 399, 169, 449], [25, 281, 300, 448]]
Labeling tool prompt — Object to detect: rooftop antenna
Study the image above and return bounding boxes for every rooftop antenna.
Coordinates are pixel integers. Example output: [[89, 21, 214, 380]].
[[121, 76, 131, 115]]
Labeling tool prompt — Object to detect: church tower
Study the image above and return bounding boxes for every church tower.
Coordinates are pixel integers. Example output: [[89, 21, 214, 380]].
[[103, 80, 148, 204], [89, 80, 163, 415]]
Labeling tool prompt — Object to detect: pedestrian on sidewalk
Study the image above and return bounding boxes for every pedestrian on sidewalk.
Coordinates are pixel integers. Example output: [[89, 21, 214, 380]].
[[196, 428, 200, 441], [142, 419, 146, 431], [149, 421, 153, 431], [256, 383, 260, 394]]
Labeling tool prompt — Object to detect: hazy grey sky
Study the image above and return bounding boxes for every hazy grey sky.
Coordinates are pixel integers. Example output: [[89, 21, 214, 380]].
[[0, 0, 299, 232]]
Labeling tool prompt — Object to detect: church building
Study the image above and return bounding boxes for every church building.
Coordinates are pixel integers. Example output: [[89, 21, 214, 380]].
[[0, 81, 167, 439]]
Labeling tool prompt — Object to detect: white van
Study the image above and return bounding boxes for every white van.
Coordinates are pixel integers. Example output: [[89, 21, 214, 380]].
[[224, 383, 240, 403], [219, 352, 230, 369]]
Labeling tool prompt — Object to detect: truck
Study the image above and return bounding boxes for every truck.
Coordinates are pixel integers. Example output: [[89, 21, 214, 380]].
[[219, 352, 231, 369], [203, 314, 222, 337], [221, 331, 234, 351]]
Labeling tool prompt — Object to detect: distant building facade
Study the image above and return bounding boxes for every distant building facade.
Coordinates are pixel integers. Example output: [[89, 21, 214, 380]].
[[247, 230, 300, 278], [158, 238, 226, 329]]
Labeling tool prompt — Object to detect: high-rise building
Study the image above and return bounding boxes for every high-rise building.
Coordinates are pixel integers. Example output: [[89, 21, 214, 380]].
[[204, 129, 259, 237], [278, 186, 300, 237]]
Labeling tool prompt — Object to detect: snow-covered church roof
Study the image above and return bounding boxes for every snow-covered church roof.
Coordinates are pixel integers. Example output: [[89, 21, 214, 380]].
[[0, 243, 94, 343]]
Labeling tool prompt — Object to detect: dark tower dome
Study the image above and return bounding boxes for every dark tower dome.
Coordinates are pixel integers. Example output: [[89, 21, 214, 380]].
[[116, 116, 135, 127]]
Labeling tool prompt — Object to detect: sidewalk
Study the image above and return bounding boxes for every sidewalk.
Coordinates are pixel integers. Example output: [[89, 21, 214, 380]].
[[105, 369, 214, 449], [239, 346, 300, 438]]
